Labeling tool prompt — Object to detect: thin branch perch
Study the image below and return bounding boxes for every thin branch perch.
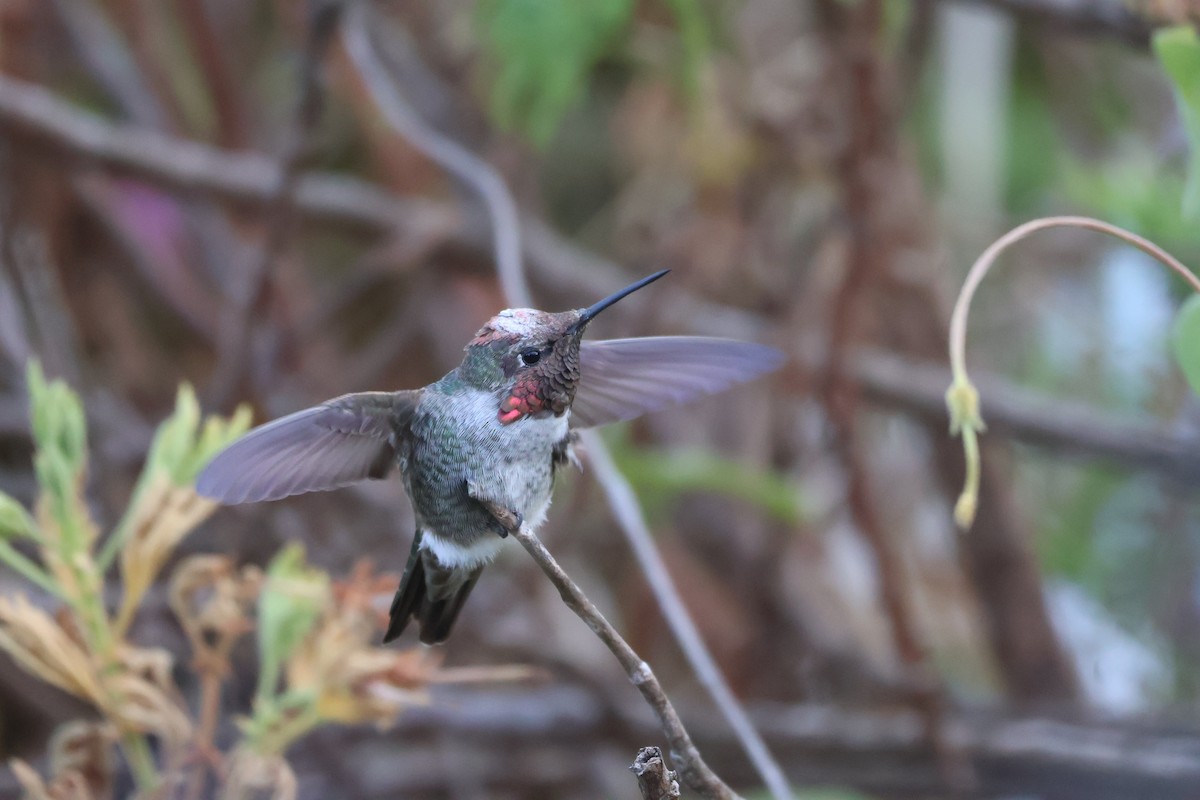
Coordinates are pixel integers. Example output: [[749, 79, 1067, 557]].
[[510, 524, 737, 800], [631, 746, 682, 800], [207, 0, 344, 409]]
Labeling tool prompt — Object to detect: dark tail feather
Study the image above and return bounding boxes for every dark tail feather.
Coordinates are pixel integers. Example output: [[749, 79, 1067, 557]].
[[417, 564, 482, 645], [383, 532, 483, 645], [384, 533, 426, 643]]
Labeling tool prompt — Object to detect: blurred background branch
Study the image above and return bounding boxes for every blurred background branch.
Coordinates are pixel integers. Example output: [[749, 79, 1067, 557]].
[[2, 0, 1200, 797]]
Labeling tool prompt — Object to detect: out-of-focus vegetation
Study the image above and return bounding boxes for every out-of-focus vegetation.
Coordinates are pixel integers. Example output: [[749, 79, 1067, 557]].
[[0, 367, 477, 798], [1154, 25, 1200, 220], [3, 0, 1200, 797]]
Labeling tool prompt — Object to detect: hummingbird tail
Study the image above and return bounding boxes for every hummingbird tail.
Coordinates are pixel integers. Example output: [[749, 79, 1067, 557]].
[[384, 531, 482, 645]]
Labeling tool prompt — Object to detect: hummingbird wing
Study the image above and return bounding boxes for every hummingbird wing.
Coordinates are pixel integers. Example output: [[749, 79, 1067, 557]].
[[196, 390, 420, 504], [572, 337, 784, 428]]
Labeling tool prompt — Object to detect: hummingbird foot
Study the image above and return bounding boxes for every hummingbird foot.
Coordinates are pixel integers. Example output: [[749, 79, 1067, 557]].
[[480, 499, 523, 537], [466, 479, 524, 537]]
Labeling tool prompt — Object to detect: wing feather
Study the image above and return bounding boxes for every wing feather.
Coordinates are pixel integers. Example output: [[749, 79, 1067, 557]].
[[572, 337, 783, 428], [196, 390, 420, 504]]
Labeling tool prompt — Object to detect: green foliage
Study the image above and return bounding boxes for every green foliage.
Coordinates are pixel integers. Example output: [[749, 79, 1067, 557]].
[[1035, 466, 1124, 584], [0, 361, 257, 791], [476, 0, 633, 145], [608, 432, 808, 525], [255, 543, 330, 705], [147, 383, 253, 486], [1061, 156, 1199, 252], [27, 361, 90, 546], [0, 492, 37, 541], [97, 384, 251, 570], [0, 364, 434, 795], [1153, 25, 1200, 221], [1172, 293, 1200, 395], [664, 0, 710, 99], [1005, 45, 1061, 212]]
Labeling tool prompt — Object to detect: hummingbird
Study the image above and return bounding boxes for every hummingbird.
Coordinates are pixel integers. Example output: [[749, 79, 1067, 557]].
[[197, 270, 783, 645]]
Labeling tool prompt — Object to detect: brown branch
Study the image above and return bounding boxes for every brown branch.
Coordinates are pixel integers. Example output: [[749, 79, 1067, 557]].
[[172, 0, 249, 150], [341, 2, 529, 307], [1, 72, 1194, 484], [0, 73, 448, 234], [853, 348, 1200, 484], [206, 0, 343, 409], [290, 685, 1200, 797], [509, 524, 738, 800], [816, 0, 970, 787], [631, 747, 681, 800], [47, 0, 168, 128]]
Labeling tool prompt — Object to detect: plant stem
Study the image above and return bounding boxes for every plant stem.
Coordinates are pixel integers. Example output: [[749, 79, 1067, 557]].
[[948, 215, 1200, 386], [182, 658, 228, 800], [945, 215, 1200, 529], [120, 731, 160, 794], [0, 541, 62, 597]]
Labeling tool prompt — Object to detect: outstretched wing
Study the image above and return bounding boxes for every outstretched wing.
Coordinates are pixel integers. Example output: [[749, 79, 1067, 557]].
[[572, 337, 784, 429], [197, 390, 420, 504]]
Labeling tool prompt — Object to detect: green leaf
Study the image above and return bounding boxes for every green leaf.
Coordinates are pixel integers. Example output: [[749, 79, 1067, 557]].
[[664, 0, 710, 99], [256, 544, 329, 703], [98, 386, 251, 571], [27, 360, 88, 475], [0, 493, 36, 541], [1173, 293, 1200, 395], [24, 362, 95, 551], [608, 433, 808, 525], [138, 384, 251, 486], [1153, 25, 1200, 220], [477, 0, 633, 145]]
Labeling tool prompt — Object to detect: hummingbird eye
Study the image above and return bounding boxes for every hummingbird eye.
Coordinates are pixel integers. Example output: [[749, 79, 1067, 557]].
[[519, 347, 542, 366]]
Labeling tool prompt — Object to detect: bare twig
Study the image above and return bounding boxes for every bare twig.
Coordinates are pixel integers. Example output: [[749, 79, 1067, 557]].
[[341, 5, 788, 798], [47, 0, 169, 128], [509, 524, 737, 800], [631, 747, 681, 800], [0, 72, 1195, 482], [172, 0, 248, 149], [6, 53, 1195, 482], [949, 216, 1200, 388], [341, 1, 528, 307], [207, 0, 344, 409], [816, 0, 970, 787], [0, 73, 446, 233]]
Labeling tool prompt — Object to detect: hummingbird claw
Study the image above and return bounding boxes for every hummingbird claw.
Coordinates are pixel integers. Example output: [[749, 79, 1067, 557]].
[[467, 480, 523, 536], [481, 498, 522, 536]]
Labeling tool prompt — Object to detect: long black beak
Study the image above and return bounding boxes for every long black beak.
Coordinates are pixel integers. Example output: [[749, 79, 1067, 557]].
[[566, 269, 669, 336]]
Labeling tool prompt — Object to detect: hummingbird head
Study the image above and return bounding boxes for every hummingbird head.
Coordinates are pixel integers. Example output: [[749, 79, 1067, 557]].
[[460, 270, 669, 424]]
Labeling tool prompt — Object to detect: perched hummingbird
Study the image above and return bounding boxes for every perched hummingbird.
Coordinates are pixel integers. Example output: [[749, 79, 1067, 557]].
[[198, 271, 783, 645]]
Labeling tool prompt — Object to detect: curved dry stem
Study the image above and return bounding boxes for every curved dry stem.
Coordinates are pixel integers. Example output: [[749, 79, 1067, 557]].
[[946, 215, 1200, 527], [949, 215, 1200, 381], [341, 2, 530, 308]]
